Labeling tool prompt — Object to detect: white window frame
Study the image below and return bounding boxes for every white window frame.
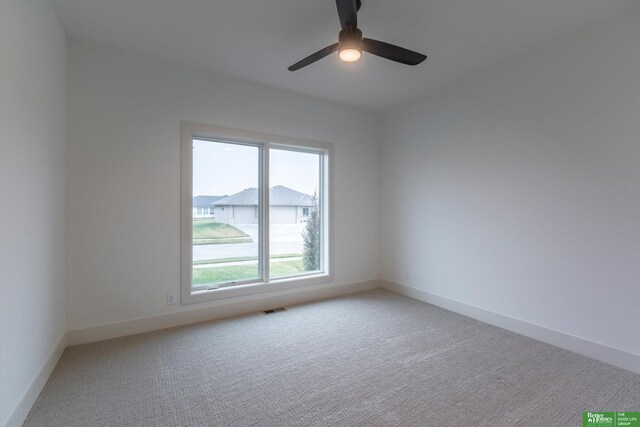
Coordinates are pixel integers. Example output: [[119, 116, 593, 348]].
[[181, 121, 334, 304]]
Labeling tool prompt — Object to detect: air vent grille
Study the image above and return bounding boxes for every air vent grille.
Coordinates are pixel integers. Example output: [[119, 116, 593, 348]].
[[264, 307, 287, 314]]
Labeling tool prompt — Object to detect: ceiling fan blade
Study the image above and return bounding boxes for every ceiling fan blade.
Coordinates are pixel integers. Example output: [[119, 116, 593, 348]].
[[362, 38, 427, 66], [335, 0, 358, 29], [288, 43, 339, 71]]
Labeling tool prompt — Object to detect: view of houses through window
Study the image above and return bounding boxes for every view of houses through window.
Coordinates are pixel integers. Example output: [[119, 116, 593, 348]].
[[191, 139, 322, 289], [269, 148, 321, 279]]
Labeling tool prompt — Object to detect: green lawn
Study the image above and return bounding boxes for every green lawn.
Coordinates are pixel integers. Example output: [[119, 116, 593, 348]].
[[192, 259, 305, 287], [192, 220, 252, 245]]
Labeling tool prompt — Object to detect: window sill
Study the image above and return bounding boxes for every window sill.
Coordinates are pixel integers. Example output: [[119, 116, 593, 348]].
[[180, 272, 333, 305]]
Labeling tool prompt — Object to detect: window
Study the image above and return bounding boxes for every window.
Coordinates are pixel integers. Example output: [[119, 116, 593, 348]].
[[181, 122, 332, 304]]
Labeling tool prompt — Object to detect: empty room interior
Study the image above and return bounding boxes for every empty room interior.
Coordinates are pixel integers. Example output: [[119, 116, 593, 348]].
[[2, 0, 640, 426]]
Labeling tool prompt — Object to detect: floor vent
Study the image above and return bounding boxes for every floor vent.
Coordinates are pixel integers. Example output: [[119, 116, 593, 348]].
[[264, 307, 287, 314]]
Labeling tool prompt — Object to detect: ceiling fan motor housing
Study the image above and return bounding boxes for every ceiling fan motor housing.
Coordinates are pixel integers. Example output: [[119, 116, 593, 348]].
[[339, 26, 363, 53]]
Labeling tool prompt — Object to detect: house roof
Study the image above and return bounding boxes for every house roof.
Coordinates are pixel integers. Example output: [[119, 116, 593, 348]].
[[271, 185, 314, 206], [213, 188, 258, 206], [192, 195, 227, 208], [213, 186, 313, 207]]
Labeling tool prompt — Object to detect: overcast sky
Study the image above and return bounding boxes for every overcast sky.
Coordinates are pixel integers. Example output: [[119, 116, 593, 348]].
[[193, 139, 319, 197]]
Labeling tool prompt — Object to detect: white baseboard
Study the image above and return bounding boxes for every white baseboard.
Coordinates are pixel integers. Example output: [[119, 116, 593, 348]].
[[67, 279, 380, 346], [3, 333, 67, 427], [382, 280, 640, 374]]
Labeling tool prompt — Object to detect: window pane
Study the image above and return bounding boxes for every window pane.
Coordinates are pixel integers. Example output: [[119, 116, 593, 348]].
[[192, 139, 260, 288], [269, 148, 322, 278]]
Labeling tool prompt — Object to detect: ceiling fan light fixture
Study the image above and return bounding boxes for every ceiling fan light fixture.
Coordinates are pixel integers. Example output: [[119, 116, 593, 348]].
[[338, 26, 363, 62], [339, 47, 361, 62]]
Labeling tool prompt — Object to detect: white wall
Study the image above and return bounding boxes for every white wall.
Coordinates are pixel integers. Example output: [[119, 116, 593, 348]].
[[66, 41, 381, 331], [0, 1, 67, 425], [382, 10, 640, 357]]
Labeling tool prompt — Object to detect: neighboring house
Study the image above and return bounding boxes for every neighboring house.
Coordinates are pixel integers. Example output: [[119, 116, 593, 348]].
[[213, 185, 313, 224], [192, 195, 227, 219]]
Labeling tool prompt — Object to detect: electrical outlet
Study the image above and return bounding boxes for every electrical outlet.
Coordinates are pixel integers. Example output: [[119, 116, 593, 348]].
[[167, 294, 176, 305], [404, 272, 410, 282]]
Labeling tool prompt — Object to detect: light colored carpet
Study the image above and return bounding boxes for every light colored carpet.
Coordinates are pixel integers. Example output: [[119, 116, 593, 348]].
[[25, 289, 640, 426]]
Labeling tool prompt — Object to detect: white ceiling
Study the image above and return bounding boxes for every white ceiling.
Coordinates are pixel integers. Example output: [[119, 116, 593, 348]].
[[52, 0, 639, 112]]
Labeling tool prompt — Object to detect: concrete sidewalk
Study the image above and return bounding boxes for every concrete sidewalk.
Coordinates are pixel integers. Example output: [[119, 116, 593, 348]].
[[193, 256, 302, 269], [192, 224, 305, 261]]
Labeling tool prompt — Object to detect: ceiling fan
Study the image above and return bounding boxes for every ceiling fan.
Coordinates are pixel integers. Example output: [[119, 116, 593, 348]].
[[288, 0, 427, 71]]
